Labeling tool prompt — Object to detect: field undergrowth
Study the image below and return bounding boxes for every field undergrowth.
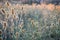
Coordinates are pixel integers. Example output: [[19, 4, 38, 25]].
[[0, 2, 60, 40]]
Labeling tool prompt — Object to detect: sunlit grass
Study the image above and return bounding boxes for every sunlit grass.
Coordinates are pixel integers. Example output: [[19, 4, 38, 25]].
[[0, 2, 60, 40]]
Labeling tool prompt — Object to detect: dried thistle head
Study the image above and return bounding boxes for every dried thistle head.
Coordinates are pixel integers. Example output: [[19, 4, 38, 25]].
[[31, 19, 35, 26], [7, 2, 9, 6], [3, 21, 7, 29], [1, 9, 5, 14], [5, 2, 10, 7], [11, 9, 14, 15], [4, 22, 6, 27]]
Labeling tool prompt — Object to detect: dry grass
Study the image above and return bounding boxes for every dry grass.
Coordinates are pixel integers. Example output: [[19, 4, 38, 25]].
[[0, 2, 60, 40]]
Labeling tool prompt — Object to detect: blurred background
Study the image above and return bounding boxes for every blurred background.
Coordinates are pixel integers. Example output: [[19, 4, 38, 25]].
[[0, 0, 60, 5]]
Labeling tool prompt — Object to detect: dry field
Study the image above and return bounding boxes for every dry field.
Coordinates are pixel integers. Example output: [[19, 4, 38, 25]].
[[0, 2, 60, 40]]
